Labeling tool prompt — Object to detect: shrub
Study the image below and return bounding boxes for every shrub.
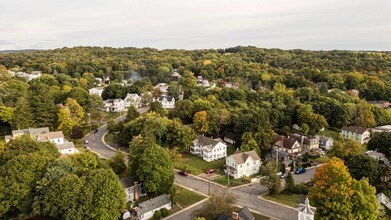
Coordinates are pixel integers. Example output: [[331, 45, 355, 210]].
[[160, 208, 169, 217], [153, 210, 162, 220], [292, 183, 309, 194]]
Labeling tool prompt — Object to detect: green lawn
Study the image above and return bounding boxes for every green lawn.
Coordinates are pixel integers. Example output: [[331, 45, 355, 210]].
[[252, 212, 270, 220], [104, 132, 116, 143], [263, 193, 304, 208], [175, 153, 225, 175], [318, 128, 341, 140], [212, 176, 250, 187], [313, 156, 330, 164], [174, 186, 206, 208]]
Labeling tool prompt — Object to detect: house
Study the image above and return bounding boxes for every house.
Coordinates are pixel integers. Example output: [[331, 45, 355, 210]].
[[367, 101, 390, 109], [11, 71, 42, 81], [218, 206, 255, 220], [291, 134, 319, 152], [340, 126, 370, 144], [172, 71, 182, 81], [38, 131, 65, 145], [274, 136, 302, 154], [372, 125, 391, 133], [120, 177, 146, 203], [89, 87, 104, 97], [104, 99, 126, 112], [270, 149, 294, 172], [157, 96, 175, 109], [124, 93, 142, 108], [297, 197, 316, 220], [314, 135, 333, 150], [154, 83, 169, 94], [197, 76, 216, 89], [190, 135, 227, 162], [5, 127, 50, 143], [365, 151, 390, 166], [94, 78, 103, 86], [56, 141, 79, 155], [133, 194, 171, 220], [225, 150, 261, 179]]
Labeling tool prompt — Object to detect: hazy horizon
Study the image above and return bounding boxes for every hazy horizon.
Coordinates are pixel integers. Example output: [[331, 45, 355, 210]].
[[1, 0, 390, 51]]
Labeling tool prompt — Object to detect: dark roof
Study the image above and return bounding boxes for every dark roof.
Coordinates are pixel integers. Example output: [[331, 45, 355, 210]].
[[291, 134, 318, 145], [120, 177, 139, 188], [158, 96, 174, 101], [274, 136, 299, 149], [196, 135, 221, 148], [341, 126, 368, 134], [218, 206, 254, 220]]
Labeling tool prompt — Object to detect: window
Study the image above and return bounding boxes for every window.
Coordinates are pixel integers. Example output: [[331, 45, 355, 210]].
[[247, 163, 249, 166]]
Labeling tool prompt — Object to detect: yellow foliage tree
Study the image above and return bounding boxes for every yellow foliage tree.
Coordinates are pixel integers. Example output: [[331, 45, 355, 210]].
[[193, 111, 209, 134]]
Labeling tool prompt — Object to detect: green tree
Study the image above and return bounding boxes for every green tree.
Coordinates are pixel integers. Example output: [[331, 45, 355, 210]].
[[136, 143, 174, 194], [192, 188, 236, 220], [285, 172, 295, 193], [108, 150, 127, 175], [346, 155, 382, 187], [67, 87, 89, 107], [0, 105, 14, 124], [193, 111, 209, 134], [149, 101, 168, 117], [328, 140, 362, 160], [259, 161, 281, 195], [58, 98, 85, 135], [240, 132, 259, 153], [126, 105, 140, 122], [12, 96, 34, 129], [367, 132, 391, 160]]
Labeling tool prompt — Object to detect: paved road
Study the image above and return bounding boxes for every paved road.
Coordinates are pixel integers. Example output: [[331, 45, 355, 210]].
[[174, 174, 298, 220], [166, 200, 206, 220], [293, 167, 317, 184], [84, 107, 149, 158]]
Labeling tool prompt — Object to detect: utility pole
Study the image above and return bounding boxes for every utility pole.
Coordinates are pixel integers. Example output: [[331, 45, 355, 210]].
[[208, 177, 211, 196]]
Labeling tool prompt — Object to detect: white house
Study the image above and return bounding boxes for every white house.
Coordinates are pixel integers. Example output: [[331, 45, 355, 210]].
[[340, 126, 370, 144], [104, 99, 126, 112], [5, 127, 50, 143], [225, 150, 261, 179], [56, 141, 79, 155], [154, 83, 169, 94], [124, 93, 142, 108], [373, 125, 391, 133], [274, 136, 302, 154], [157, 96, 175, 109], [133, 194, 171, 220], [190, 135, 227, 162], [37, 131, 65, 144], [297, 197, 316, 220], [291, 134, 319, 152], [89, 87, 104, 97], [314, 135, 334, 150]]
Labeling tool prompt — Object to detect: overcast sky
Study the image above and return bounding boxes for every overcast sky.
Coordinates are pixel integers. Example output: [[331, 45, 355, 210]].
[[0, 0, 390, 51]]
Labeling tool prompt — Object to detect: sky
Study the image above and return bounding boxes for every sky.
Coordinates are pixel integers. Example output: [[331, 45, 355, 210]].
[[0, 0, 390, 51]]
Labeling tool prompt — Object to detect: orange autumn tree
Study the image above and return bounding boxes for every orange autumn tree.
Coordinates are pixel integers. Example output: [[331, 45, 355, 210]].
[[309, 157, 379, 220]]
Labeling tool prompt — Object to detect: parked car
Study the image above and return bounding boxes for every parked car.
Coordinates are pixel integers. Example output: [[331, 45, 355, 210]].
[[178, 171, 189, 176], [205, 169, 215, 174], [84, 139, 89, 144], [294, 168, 306, 174], [279, 173, 288, 179]]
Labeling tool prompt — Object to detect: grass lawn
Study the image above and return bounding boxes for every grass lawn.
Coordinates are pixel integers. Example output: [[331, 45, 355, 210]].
[[104, 132, 116, 143], [252, 212, 270, 220], [318, 128, 341, 140], [313, 156, 330, 164], [175, 153, 225, 175], [212, 176, 250, 187], [263, 193, 304, 208], [170, 186, 207, 215]]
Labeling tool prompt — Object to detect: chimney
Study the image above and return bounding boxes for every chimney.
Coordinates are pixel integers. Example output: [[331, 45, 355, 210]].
[[134, 181, 139, 201], [232, 212, 239, 220]]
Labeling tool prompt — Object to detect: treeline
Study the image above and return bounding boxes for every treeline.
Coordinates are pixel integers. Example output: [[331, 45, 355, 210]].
[[0, 46, 390, 101]]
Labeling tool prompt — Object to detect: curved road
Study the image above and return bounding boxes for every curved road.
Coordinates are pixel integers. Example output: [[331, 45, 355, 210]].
[[85, 107, 316, 220], [84, 107, 149, 158]]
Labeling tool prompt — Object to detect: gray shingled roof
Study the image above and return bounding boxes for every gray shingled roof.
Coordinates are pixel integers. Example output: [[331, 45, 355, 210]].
[[274, 136, 299, 149], [341, 126, 368, 135], [12, 127, 49, 136], [196, 135, 220, 148], [138, 194, 171, 214], [158, 95, 174, 101], [56, 141, 75, 150], [39, 131, 64, 140]]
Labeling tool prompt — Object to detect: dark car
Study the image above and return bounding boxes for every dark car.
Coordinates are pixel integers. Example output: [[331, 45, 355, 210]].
[[205, 169, 215, 174], [294, 168, 306, 174], [178, 171, 189, 176]]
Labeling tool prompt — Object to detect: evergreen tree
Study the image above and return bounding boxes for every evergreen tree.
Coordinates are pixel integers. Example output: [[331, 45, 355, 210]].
[[12, 96, 34, 130]]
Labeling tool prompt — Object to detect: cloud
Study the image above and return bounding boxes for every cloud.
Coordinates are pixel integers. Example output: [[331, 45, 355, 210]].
[[0, 0, 390, 50]]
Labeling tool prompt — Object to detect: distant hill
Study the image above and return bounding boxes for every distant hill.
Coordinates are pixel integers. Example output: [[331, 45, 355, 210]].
[[0, 49, 41, 53]]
